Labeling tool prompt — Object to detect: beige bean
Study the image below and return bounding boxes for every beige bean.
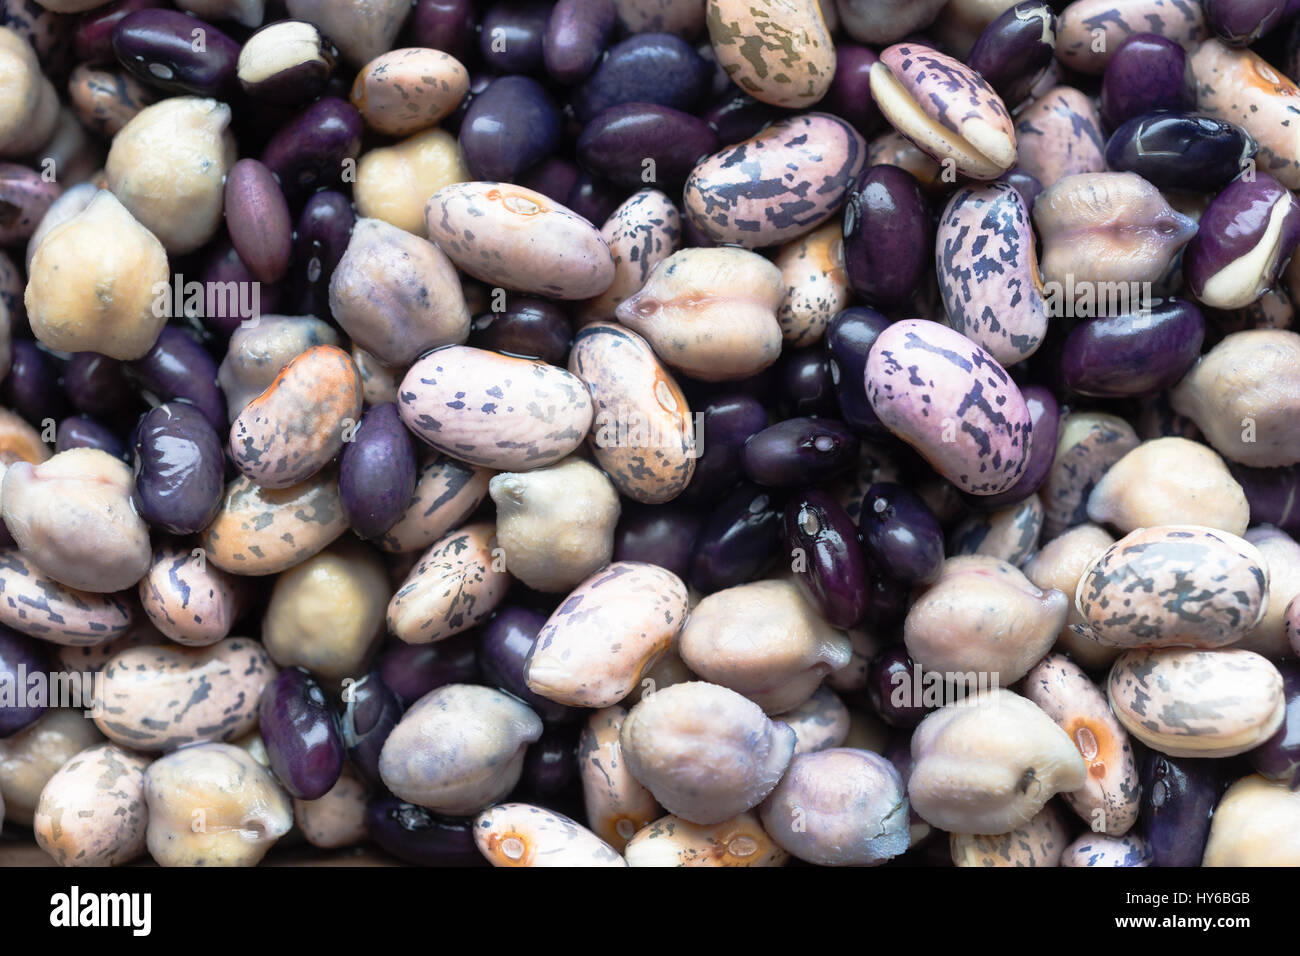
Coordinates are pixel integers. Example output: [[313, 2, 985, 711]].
[[474, 803, 626, 867], [1061, 831, 1152, 867], [579, 706, 661, 851], [624, 810, 788, 867], [375, 454, 492, 554], [826, 625, 883, 694], [351, 48, 469, 135], [1202, 774, 1300, 866], [293, 767, 368, 849], [34, 743, 151, 867], [707, 0, 835, 108], [284, 0, 409, 66], [950, 803, 1070, 867], [0, 407, 48, 465], [138, 541, 246, 647], [353, 130, 470, 236], [26, 181, 96, 273], [773, 223, 850, 346], [0, 709, 105, 826], [353, 346, 401, 406], [218, 315, 341, 421], [387, 522, 509, 644], [1021, 523, 1118, 671], [778, 684, 852, 755], [1240, 527, 1300, 659]]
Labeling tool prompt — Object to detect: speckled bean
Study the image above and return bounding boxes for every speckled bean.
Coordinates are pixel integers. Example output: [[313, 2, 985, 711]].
[[578, 188, 681, 326], [350, 47, 468, 135], [579, 705, 661, 850], [1041, 411, 1140, 539], [0, 550, 133, 646], [624, 810, 787, 867], [474, 803, 626, 867], [387, 522, 509, 645], [0, 709, 105, 826], [706, 0, 834, 108], [1012, 87, 1105, 189], [376, 454, 492, 555], [948, 495, 1044, 566], [33, 742, 150, 868], [949, 803, 1070, 866], [217, 315, 341, 422], [1021, 524, 1118, 671], [138, 541, 244, 647], [1056, 0, 1205, 74]]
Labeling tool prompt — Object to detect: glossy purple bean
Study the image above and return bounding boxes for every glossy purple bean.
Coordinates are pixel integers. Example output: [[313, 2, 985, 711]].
[[564, 171, 624, 226], [258, 665, 344, 800], [340, 670, 401, 788], [1206, 0, 1289, 45], [544, 0, 616, 84], [521, 723, 579, 797], [613, 504, 702, 581], [517, 157, 581, 205], [859, 482, 943, 586], [1141, 751, 1221, 868], [128, 326, 226, 433], [366, 794, 487, 866], [65, 352, 137, 420], [290, 190, 354, 320], [1062, 299, 1205, 397], [966, 1, 1057, 107], [962, 385, 1059, 510], [260, 97, 363, 202], [480, 0, 550, 73], [407, 0, 476, 62], [56, 416, 124, 458], [777, 348, 838, 419], [0, 626, 48, 737], [460, 75, 562, 182], [467, 298, 572, 365], [741, 417, 859, 488], [479, 606, 579, 724], [783, 490, 870, 628], [570, 32, 711, 124], [444, 72, 493, 137], [1250, 660, 1300, 788], [224, 159, 292, 285], [700, 90, 784, 146], [821, 45, 880, 137], [867, 646, 932, 729], [1185, 173, 1300, 307], [680, 395, 767, 504], [75, 0, 165, 64], [1100, 33, 1195, 131], [997, 167, 1044, 210], [689, 481, 782, 594], [842, 165, 931, 311], [338, 402, 417, 541], [824, 307, 892, 442], [577, 103, 717, 189], [1105, 113, 1257, 193], [5, 340, 65, 426], [375, 633, 480, 708], [131, 402, 224, 535], [1229, 462, 1300, 537], [112, 9, 238, 98]]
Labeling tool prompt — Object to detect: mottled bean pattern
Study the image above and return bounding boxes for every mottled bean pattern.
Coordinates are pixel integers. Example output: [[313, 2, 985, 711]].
[[350, 48, 469, 136], [201, 471, 348, 576], [376, 455, 492, 554], [387, 523, 508, 644], [1056, 0, 1206, 74], [475, 803, 627, 867], [706, 0, 835, 109], [0, 549, 132, 645], [1013, 87, 1106, 189], [34, 743, 150, 867], [579, 189, 681, 325]]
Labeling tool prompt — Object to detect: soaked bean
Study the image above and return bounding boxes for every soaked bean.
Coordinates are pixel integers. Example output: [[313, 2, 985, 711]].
[[706, 0, 835, 109], [237, 20, 336, 105], [112, 9, 239, 98], [688, 482, 781, 593], [777, 685, 852, 755], [1240, 528, 1300, 658], [474, 802, 626, 867], [949, 803, 1070, 866], [624, 810, 787, 867], [571, 31, 711, 123], [949, 495, 1043, 566], [387, 522, 510, 645], [579, 705, 661, 850], [350, 47, 467, 135], [375, 454, 491, 555], [294, 767, 368, 849], [1056, 0, 1205, 74], [1041, 411, 1140, 539], [1021, 524, 1119, 671], [0, 549, 133, 645], [218, 315, 341, 422], [478, 606, 577, 724], [258, 665, 344, 800], [138, 541, 244, 647], [33, 742, 150, 867], [1202, 773, 1300, 866], [1013, 87, 1105, 189], [0, 710, 105, 826], [578, 189, 681, 327]]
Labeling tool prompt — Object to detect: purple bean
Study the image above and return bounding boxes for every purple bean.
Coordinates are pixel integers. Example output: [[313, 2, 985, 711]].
[[289, 189, 354, 320], [543, 0, 616, 84], [112, 9, 239, 98], [859, 482, 944, 586], [374, 633, 480, 708], [478, 606, 580, 724], [1100, 34, 1195, 130], [460, 75, 562, 182], [130, 402, 224, 535], [0, 626, 48, 737], [365, 794, 487, 866], [339, 402, 417, 541], [689, 482, 781, 594], [407, 0, 476, 62], [820, 44, 881, 136], [1250, 659, 1300, 789], [962, 385, 1059, 510], [1061, 299, 1206, 397], [1141, 751, 1222, 868], [64, 351, 137, 421], [128, 325, 226, 433], [613, 504, 703, 581], [867, 646, 933, 729], [576, 103, 717, 189], [223, 159, 292, 285], [1105, 113, 1257, 193], [258, 665, 344, 800], [56, 415, 124, 457], [783, 489, 870, 628], [741, 417, 859, 488], [842, 165, 931, 311], [679, 394, 768, 504], [467, 298, 572, 364], [570, 32, 711, 124], [340, 670, 401, 789], [260, 97, 363, 202], [825, 306, 893, 442], [480, 0, 551, 74]]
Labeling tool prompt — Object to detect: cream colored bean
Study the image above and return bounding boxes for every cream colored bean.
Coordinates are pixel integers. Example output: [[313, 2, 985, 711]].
[[579, 706, 661, 851], [353, 346, 401, 407], [826, 625, 883, 694], [139, 541, 245, 647], [293, 767, 368, 849], [375, 454, 492, 554], [351, 48, 469, 135], [2, 449, 151, 594], [284, 0, 408, 66], [34, 743, 150, 867], [106, 97, 236, 255], [474, 803, 626, 867], [1086, 438, 1248, 536], [908, 689, 1087, 834], [621, 643, 696, 705], [904, 556, 1068, 687], [1108, 648, 1284, 758], [379, 684, 541, 814], [144, 742, 292, 866], [26, 181, 96, 273], [624, 811, 788, 867], [0, 28, 58, 157], [0, 709, 105, 826], [950, 803, 1070, 867], [353, 130, 470, 236], [526, 562, 688, 707], [387, 522, 509, 644], [1021, 523, 1118, 671], [490, 457, 620, 593], [679, 578, 852, 714], [0, 549, 133, 645], [24, 190, 168, 360], [1202, 774, 1300, 866]]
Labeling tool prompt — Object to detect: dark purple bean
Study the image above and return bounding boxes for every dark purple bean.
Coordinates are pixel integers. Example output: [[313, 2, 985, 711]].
[[544, 0, 616, 84], [516, 156, 580, 205], [0, 626, 48, 737], [468, 298, 572, 364], [0, 164, 58, 246], [443, 71, 493, 137], [460, 75, 562, 182], [678, 395, 767, 504], [479, 606, 580, 724], [842, 165, 931, 311], [613, 504, 702, 581], [576, 103, 717, 189], [700, 90, 784, 146], [1250, 659, 1300, 788], [56, 415, 124, 457], [859, 482, 944, 586], [783, 489, 869, 628], [479, 0, 550, 74], [564, 171, 624, 226], [111, 9, 238, 98], [1141, 751, 1221, 868], [339, 670, 401, 788], [366, 794, 487, 866], [962, 385, 1059, 510], [1100, 33, 1195, 131], [1185, 173, 1300, 307], [237, 20, 336, 105], [375, 633, 480, 707], [689, 482, 781, 594], [867, 646, 932, 729], [820, 44, 880, 137], [776, 348, 838, 419], [128, 325, 226, 433], [521, 723, 579, 797], [196, 238, 277, 339], [130, 402, 224, 534], [1205, 0, 1289, 45], [570, 32, 711, 124], [5, 340, 64, 426], [1061, 299, 1205, 397], [74, 0, 165, 64], [741, 417, 858, 488], [1105, 113, 1257, 193], [65, 351, 136, 420], [865, 558, 911, 629], [996, 166, 1044, 210], [290, 189, 354, 320], [339, 402, 417, 541], [1229, 462, 1300, 537], [260, 97, 363, 202], [258, 665, 344, 800], [223, 158, 292, 285], [824, 306, 892, 442], [407, 0, 476, 62], [967, 1, 1057, 107]]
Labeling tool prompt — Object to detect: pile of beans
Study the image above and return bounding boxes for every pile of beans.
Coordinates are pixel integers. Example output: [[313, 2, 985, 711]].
[[0, 0, 1299, 868]]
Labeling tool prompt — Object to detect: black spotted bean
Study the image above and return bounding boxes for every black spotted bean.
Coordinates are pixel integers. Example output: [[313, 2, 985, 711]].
[[386, 522, 509, 645]]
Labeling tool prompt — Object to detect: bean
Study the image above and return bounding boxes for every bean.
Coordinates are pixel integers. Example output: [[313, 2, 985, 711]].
[[131, 403, 224, 535], [965, 1, 1057, 108], [1062, 832, 1152, 867], [577, 103, 717, 191], [289, 190, 353, 320], [469, 297, 573, 364], [543, 0, 616, 84], [0, 549, 133, 645], [624, 810, 786, 867], [112, 9, 238, 98], [258, 666, 344, 800], [949, 803, 1070, 867], [387, 522, 509, 645], [1202, 774, 1300, 866], [0, 625, 47, 736], [0, 710, 105, 827], [33, 743, 150, 868], [129, 326, 226, 433], [1140, 751, 1220, 867], [571, 32, 711, 123], [474, 802, 626, 867], [1100, 33, 1194, 130], [259, 96, 363, 202], [742, 417, 858, 488], [778, 684, 852, 755], [478, 606, 577, 724], [365, 793, 486, 866], [612, 505, 701, 582], [375, 453, 491, 555], [339, 670, 400, 788], [578, 189, 681, 327], [237, 20, 336, 105], [1240, 528, 1300, 658], [1041, 412, 1140, 539], [338, 402, 418, 541], [783, 490, 870, 628], [1249, 659, 1300, 787], [461, 75, 561, 182], [1056, 0, 1205, 74], [282, 0, 408, 67], [1021, 524, 1119, 671], [294, 767, 369, 849], [138, 540, 244, 647], [688, 482, 781, 593]]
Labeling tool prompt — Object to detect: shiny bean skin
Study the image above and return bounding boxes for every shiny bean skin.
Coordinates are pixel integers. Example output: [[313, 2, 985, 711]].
[[544, 0, 617, 84], [0, 626, 47, 736], [129, 326, 226, 434], [842, 164, 931, 311], [55, 416, 123, 458], [1105, 112, 1255, 194], [964, 386, 1059, 511], [479, 606, 580, 724], [689, 482, 782, 594], [1062, 300, 1206, 398], [259, 97, 363, 202], [200, 471, 348, 576], [131, 403, 224, 535], [741, 417, 858, 488], [1140, 751, 1220, 867], [460, 75, 561, 182], [111, 9, 238, 98], [340, 670, 401, 788], [258, 666, 344, 800], [338, 402, 418, 541], [376, 632, 481, 707], [965, 1, 1056, 108], [468, 298, 572, 365], [474, 803, 627, 867], [1100, 33, 1195, 130], [576, 103, 717, 190], [387, 523, 510, 645], [365, 794, 487, 867], [570, 32, 711, 124], [824, 306, 891, 441], [783, 490, 870, 628], [238, 20, 337, 106], [375, 454, 492, 555], [223, 158, 292, 285]]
